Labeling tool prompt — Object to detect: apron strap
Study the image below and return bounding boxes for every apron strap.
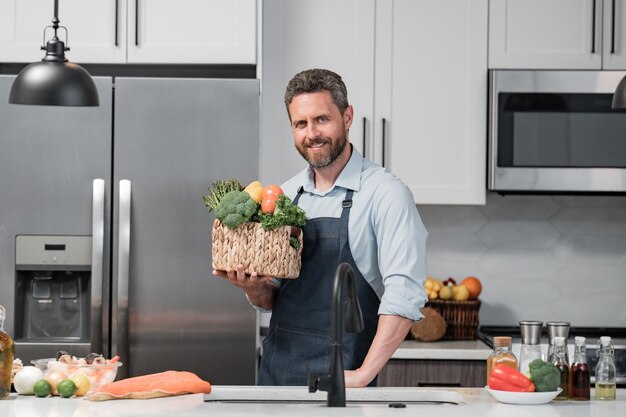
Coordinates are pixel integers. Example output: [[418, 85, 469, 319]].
[[338, 189, 354, 262], [292, 186, 304, 206]]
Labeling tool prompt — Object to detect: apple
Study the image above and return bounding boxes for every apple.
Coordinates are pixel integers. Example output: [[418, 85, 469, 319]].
[[452, 284, 470, 301]]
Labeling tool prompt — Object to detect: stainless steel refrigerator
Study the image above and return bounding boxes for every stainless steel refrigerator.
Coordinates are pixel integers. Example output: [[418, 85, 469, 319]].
[[0, 75, 259, 384]]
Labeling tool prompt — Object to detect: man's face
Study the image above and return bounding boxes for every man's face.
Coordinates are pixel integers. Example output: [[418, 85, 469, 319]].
[[288, 90, 353, 168]]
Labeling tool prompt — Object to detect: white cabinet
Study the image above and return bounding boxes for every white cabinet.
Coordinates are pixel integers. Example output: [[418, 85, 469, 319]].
[[0, 0, 126, 63], [0, 0, 256, 64], [489, 0, 626, 69], [260, 0, 487, 205], [128, 0, 256, 64]]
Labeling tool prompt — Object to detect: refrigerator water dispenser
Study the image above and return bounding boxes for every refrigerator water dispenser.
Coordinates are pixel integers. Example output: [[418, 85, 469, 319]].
[[14, 235, 91, 345]]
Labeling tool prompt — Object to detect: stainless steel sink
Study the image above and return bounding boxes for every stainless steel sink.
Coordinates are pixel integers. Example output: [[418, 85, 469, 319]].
[[204, 386, 467, 405]]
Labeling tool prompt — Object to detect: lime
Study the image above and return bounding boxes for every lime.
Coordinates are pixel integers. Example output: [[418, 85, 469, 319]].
[[57, 379, 77, 398], [33, 379, 52, 398], [70, 374, 90, 396]]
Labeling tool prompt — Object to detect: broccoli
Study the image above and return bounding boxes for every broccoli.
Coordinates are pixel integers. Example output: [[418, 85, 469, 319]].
[[528, 359, 561, 392], [215, 191, 257, 229]]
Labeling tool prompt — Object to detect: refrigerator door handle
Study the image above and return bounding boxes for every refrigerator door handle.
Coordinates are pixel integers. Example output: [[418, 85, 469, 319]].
[[91, 179, 105, 355], [113, 179, 131, 372]]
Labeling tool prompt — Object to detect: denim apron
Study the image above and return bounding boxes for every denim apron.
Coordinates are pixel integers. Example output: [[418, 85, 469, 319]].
[[257, 188, 380, 386]]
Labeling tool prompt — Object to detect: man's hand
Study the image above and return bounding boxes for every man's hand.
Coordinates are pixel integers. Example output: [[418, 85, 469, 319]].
[[212, 264, 276, 309]]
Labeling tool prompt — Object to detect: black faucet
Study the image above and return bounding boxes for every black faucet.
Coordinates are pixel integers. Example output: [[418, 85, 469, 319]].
[[308, 262, 364, 407]]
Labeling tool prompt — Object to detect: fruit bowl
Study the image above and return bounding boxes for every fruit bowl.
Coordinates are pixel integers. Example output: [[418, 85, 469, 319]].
[[485, 386, 562, 405], [31, 358, 122, 391]]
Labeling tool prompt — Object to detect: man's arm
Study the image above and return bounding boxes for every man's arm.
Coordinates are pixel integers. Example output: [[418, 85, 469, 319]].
[[344, 314, 413, 387], [213, 264, 277, 310]]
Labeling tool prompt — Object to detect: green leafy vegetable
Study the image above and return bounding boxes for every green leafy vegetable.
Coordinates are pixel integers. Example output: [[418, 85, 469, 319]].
[[203, 178, 243, 213], [215, 191, 257, 229], [289, 236, 301, 250], [528, 359, 561, 392], [259, 195, 307, 231]]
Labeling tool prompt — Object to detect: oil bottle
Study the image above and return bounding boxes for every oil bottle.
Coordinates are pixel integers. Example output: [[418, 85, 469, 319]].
[[552, 336, 569, 400], [569, 336, 590, 401], [595, 336, 616, 401], [0, 305, 15, 400]]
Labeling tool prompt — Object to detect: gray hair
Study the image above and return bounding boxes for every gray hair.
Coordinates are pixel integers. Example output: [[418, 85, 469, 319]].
[[284, 69, 349, 119]]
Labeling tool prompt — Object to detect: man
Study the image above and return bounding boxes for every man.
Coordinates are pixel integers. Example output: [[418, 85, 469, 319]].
[[213, 69, 427, 387]]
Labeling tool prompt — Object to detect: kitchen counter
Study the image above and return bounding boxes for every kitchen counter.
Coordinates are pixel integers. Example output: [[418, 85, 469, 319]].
[[1, 388, 624, 417], [391, 339, 492, 360]]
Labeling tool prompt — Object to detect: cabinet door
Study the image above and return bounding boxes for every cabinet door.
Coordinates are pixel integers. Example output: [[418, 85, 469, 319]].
[[375, 0, 487, 204], [602, 0, 626, 69], [127, 0, 256, 64], [488, 0, 601, 69], [259, 0, 375, 184], [0, 0, 126, 63]]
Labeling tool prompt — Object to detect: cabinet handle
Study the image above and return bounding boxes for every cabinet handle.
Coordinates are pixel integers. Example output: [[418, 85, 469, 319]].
[[612, 0, 616, 54], [362, 117, 367, 159], [135, 0, 139, 46], [114, 0, 119, 46], [382, 118, 387, 168], [592, 0, 597, 53]]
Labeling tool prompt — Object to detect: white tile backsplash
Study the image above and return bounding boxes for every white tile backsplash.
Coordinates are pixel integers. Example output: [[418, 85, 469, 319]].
[[417, 193, 626, 328]]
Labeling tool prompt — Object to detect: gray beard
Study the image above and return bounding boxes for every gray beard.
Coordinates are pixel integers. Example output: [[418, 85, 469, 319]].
[[298, 134, 347, 168]]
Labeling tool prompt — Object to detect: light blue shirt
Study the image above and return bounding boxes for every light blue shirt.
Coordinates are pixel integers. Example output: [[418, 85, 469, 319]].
[[278, 147, 428, 322]]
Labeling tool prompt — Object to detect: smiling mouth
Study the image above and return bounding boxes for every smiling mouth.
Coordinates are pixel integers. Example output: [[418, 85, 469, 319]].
[[307, 141, 327, 149]]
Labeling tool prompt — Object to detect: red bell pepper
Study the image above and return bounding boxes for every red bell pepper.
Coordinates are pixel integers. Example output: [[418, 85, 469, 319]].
[[488, 364, 536, 392]]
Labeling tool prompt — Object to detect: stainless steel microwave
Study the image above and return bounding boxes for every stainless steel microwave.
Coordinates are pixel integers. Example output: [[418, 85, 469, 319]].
[[489, 70, 626, 193]]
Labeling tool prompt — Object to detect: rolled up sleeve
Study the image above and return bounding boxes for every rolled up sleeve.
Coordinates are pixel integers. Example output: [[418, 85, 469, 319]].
[[373, 180, 428, 322]]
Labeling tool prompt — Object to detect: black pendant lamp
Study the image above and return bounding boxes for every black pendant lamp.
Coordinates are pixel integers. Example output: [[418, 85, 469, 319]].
[[8, 0, 99, 106], [612, 75, 626, 109]]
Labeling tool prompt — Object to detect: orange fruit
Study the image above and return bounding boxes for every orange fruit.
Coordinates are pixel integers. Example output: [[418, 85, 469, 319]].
[[461, 276, 482, 300]]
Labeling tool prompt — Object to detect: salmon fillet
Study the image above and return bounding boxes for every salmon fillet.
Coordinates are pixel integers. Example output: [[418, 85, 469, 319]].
[[84, 370, 212, 401]]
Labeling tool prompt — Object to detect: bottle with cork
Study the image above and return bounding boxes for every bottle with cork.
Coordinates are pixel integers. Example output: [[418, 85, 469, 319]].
[[486, 336, 518, 385]]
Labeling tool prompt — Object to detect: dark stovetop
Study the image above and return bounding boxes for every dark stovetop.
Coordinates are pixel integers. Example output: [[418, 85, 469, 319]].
[[478, 325, 626, 347]]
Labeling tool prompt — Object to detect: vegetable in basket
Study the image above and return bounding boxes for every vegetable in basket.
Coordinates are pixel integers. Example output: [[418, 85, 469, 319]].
[[202, 179, 243, 213], [215, 191, 258, 229], [528, 359, 561, 392]]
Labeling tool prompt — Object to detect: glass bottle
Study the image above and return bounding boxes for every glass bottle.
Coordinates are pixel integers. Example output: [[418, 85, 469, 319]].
[[0, 305, 15, 400], [547, 321, 570, 363], [519, 320, 543, 375], [552, 336, 569, 400], [486, 336, 518, 385], [595, 336, 616, 401], [569, 336, 590, 401]]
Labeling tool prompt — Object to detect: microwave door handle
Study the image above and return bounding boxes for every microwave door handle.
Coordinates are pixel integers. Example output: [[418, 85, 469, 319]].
[[91, 179, 105, 355], [113, 179, 131, 376]]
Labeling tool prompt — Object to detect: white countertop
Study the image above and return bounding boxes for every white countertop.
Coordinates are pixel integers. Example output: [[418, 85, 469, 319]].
[[390, 339, 492, 360], [1, 387, 624, 417]]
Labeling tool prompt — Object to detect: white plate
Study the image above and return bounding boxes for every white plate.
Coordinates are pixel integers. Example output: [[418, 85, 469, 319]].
[[485, 386, 562, 405]]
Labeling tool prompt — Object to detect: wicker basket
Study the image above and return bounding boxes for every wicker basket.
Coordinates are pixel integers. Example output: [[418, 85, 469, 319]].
[[426, 299, 481, 340], [211, 219, 303, 278]]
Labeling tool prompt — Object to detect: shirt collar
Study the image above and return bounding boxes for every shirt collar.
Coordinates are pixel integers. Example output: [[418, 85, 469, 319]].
[[301, 145, 363, 195]]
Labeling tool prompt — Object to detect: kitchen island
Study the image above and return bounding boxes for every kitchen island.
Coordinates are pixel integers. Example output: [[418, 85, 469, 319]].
[[1, 387, 623, 417]]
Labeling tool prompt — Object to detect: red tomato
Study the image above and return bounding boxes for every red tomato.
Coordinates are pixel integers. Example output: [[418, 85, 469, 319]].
[[261, 184, 284, 201], [261, 198, 277, 214]]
